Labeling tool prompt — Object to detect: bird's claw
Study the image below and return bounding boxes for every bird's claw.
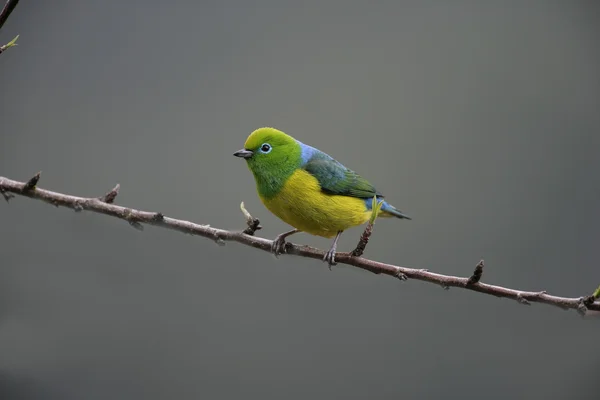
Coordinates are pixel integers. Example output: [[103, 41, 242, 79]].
[[271, 235, 288, 257], [323, 231, 342, 270], [323, 249, 337, 269]]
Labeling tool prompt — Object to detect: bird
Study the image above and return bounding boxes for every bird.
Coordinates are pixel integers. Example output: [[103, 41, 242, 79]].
[[233, 127, 411, 266]]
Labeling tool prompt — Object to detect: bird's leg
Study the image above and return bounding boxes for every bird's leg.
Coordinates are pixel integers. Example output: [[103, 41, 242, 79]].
[[271, 229, 300, 257], [323, 231, 343, 269]]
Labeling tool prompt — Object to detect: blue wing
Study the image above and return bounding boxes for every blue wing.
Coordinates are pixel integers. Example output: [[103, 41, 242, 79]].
[[299, 142, 383, 199]]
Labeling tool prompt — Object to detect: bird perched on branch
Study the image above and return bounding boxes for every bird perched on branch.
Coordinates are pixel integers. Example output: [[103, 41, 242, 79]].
[[234, 127, 411, 266]]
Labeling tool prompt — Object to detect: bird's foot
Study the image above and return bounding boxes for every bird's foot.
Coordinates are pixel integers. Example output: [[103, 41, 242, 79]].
[[270, 229, 299, 258], [271, 234, 288, 257], [323, 231, 342, 270], [323, 248, 338, 270]]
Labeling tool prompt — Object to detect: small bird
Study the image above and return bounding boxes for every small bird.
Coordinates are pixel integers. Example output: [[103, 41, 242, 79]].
[[233, 127, 411, 266]]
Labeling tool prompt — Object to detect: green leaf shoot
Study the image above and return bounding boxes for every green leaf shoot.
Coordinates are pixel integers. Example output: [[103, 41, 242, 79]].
[[369, 195, 384, 225], [0, 34, 19, 53]]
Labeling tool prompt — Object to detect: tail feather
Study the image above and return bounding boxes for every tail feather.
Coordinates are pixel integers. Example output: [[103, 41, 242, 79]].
[[365, 197, 412, 220], [381, 201, 412, 220]]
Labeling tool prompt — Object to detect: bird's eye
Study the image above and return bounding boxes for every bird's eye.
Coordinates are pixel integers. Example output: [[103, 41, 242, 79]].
[[259, 143, 272, 153]]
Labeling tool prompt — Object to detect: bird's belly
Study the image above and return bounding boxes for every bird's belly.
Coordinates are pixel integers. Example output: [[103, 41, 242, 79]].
[[259, 170, 372, 238]]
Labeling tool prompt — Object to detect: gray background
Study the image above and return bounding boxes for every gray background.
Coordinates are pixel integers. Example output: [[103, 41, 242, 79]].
[[1, 1, 599, 399]]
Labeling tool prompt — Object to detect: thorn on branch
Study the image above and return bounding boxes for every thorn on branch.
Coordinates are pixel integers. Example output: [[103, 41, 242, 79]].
[[240, 202, 262, 235], [22, 172, 41, 192], [467, 259, 485, 285], [440, 283, 450, 290], [99, 184, 120, 204]]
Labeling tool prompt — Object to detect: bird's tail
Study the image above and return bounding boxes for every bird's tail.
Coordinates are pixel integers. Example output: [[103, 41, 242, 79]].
[[366, 197, 412, 220], [381, 201, 412, 220]]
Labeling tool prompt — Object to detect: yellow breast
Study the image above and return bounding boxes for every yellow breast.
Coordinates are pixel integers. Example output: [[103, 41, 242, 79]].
[[259, 169, 372, 238]]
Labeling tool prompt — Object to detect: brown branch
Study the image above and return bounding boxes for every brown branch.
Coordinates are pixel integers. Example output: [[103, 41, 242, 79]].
[[240, 201, 262, 235], [0, 0, 19, 30], [1, 173, 599, 316], [0, 0, 20, 54], [351, 220, 373, 258]]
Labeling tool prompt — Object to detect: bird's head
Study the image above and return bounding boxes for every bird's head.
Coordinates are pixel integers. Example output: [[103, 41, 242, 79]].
[[233, 127, 301, 179]]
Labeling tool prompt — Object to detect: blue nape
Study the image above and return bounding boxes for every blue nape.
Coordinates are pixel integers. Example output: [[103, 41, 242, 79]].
[[297, 141, 318, 165]]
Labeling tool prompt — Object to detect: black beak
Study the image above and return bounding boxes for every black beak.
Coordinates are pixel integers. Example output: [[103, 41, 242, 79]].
[[233, 149, 253, 159]]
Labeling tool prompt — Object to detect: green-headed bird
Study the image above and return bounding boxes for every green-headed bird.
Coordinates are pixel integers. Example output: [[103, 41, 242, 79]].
[[234, 127, 411, 266]]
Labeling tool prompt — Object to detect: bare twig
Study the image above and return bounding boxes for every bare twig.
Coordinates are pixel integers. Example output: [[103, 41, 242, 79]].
[[0, 0, 19, 30], [351, 196, 381, 258], [240, 201, 261, 235], [351, 222, 373, 258], [1, 173, 599, 316], [0, 0, 20, 54]]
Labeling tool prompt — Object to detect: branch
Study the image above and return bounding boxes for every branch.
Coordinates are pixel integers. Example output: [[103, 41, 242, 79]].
[[0, 0, 18, 30], [0, 0, 20, 54], [1, 173, 599, 316]]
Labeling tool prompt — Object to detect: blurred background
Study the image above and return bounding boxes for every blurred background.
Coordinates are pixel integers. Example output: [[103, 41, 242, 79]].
[[1, 1, 599, 399]]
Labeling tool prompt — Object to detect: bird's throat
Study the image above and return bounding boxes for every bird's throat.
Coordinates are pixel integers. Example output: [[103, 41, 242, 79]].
[[251, 166, 295, 200]]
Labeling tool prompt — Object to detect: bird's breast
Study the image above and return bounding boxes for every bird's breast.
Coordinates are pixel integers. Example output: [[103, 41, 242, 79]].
[[259, 169, 372, 238]]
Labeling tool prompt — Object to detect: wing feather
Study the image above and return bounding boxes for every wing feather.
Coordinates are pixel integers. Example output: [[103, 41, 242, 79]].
[[303, 152, 382, 199]]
